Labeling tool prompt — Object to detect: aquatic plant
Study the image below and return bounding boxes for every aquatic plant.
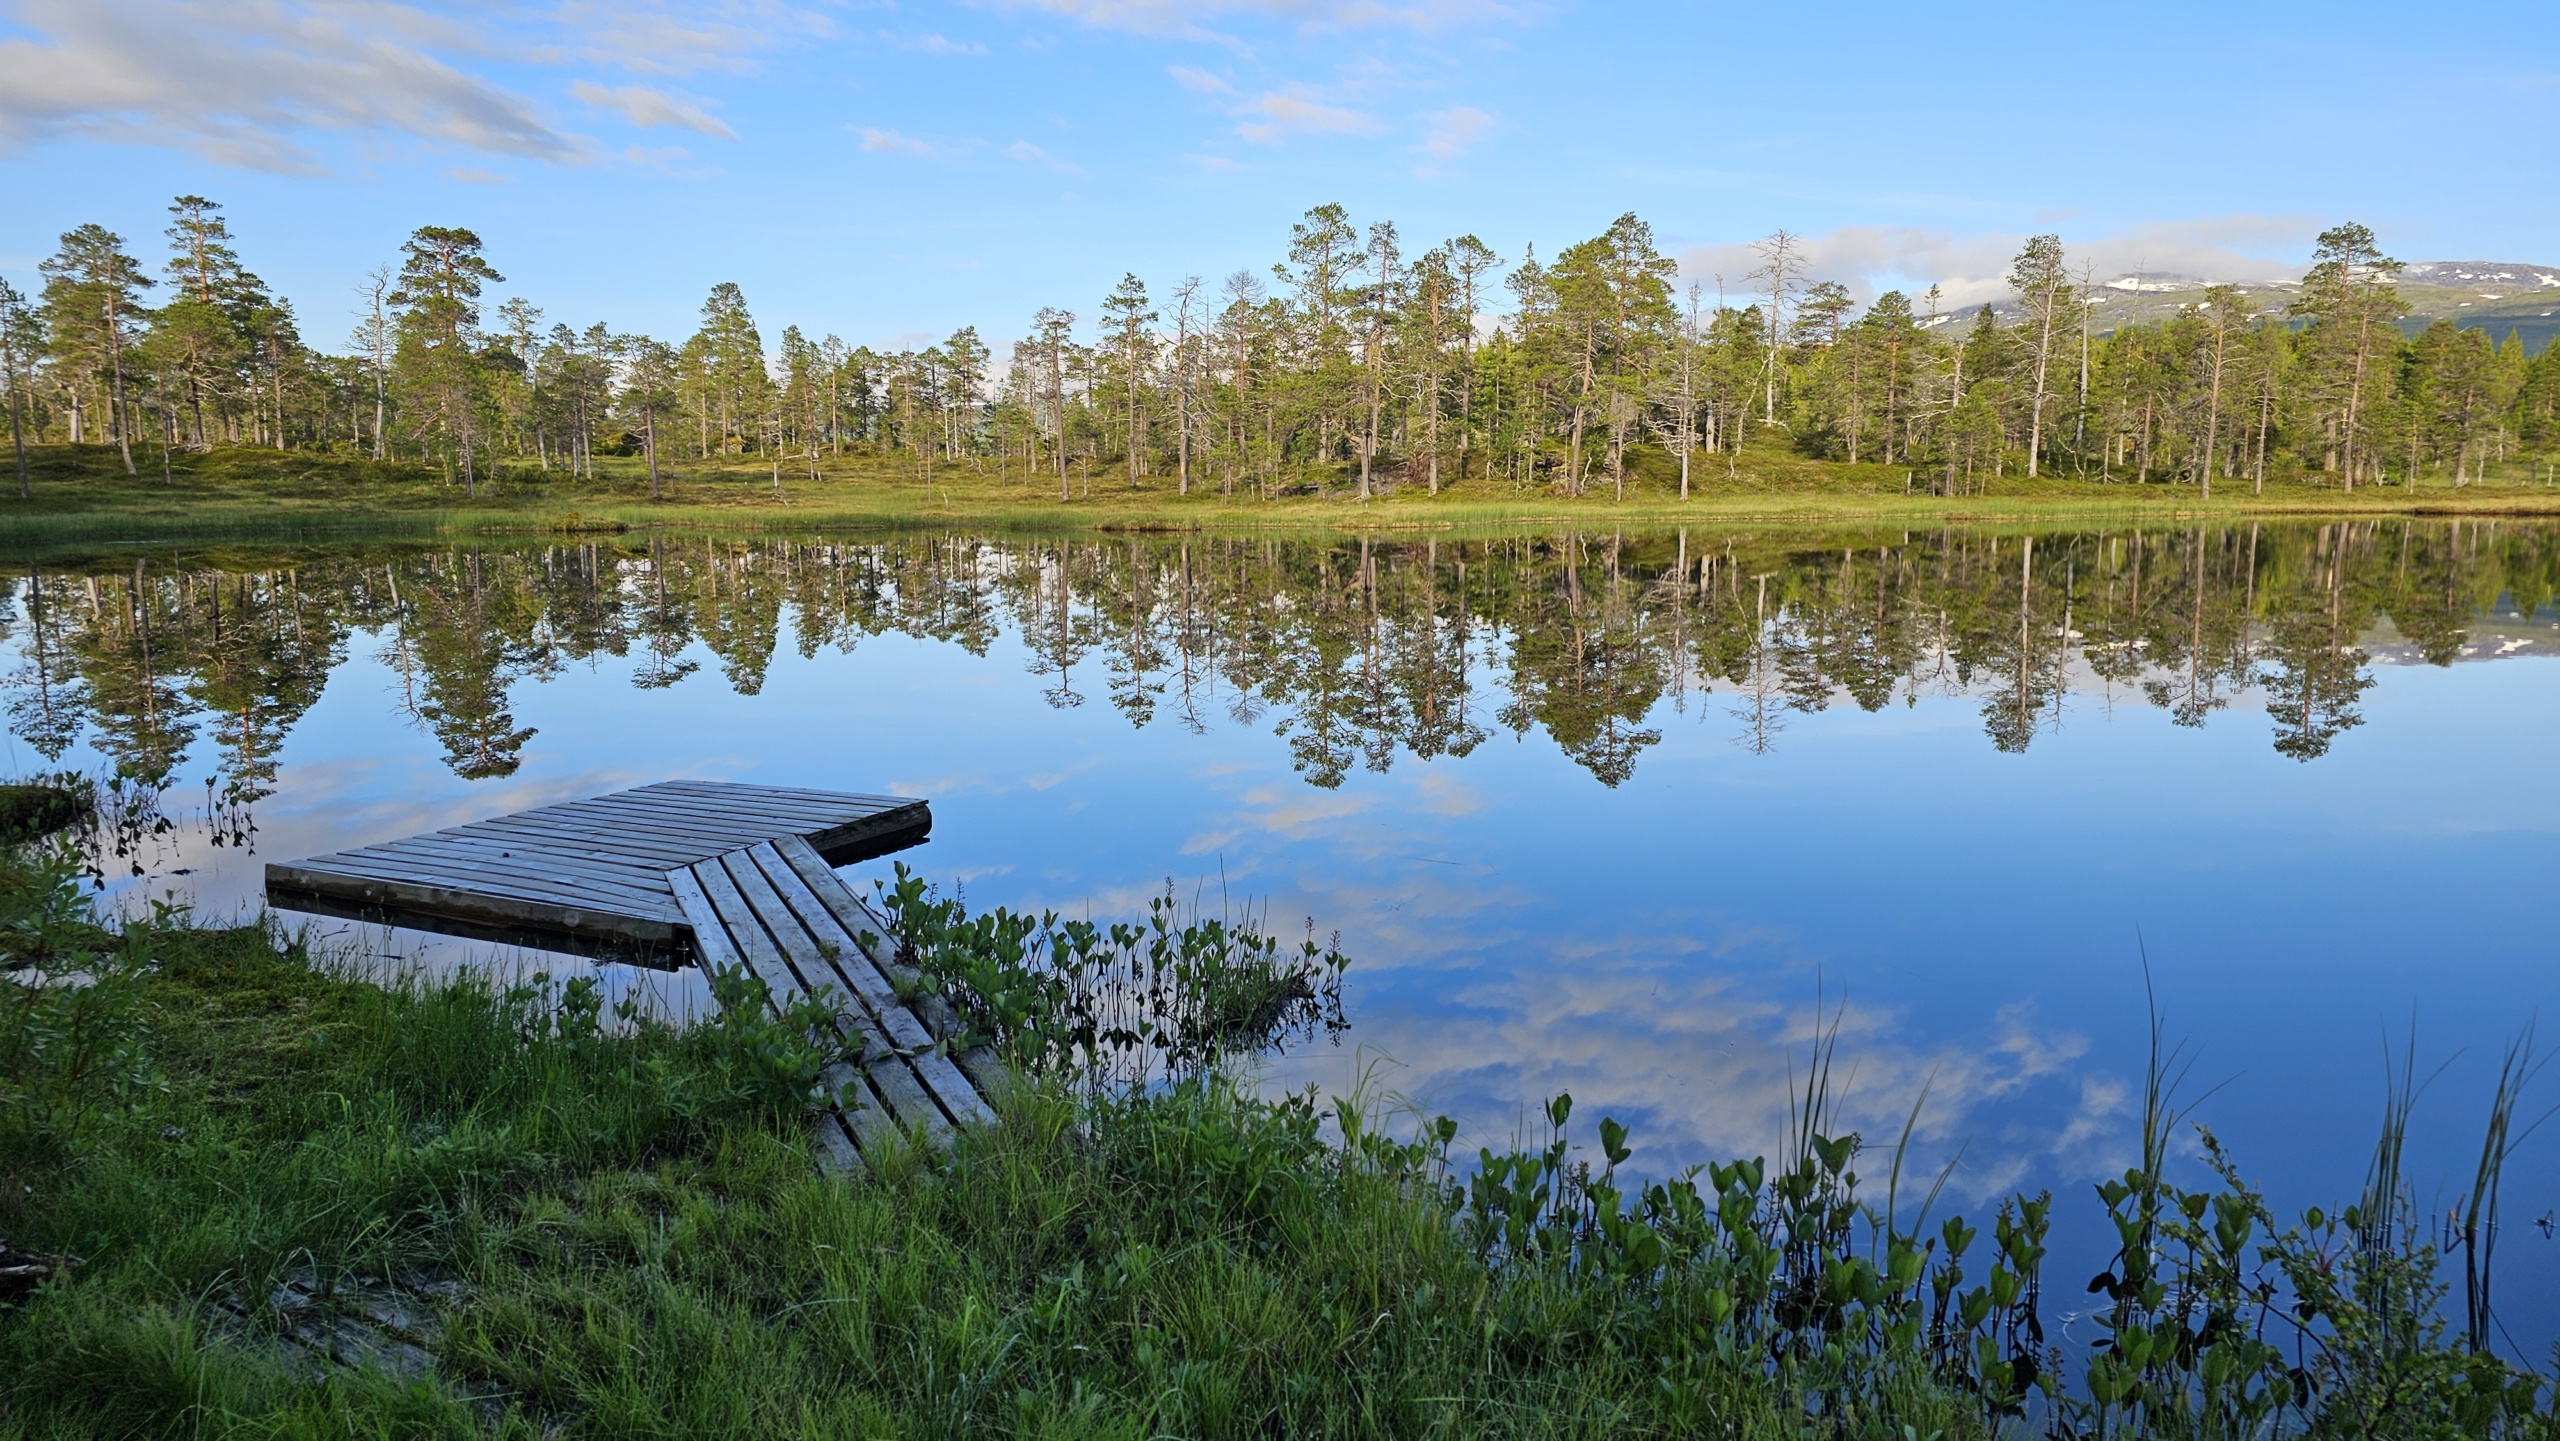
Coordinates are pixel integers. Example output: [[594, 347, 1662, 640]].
[[868, 861, 1348, 1093], [4, 839, 2557, 1436]]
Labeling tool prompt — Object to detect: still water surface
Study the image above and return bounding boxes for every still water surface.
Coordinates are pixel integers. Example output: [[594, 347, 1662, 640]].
[[9, 520, 2560, 1343]]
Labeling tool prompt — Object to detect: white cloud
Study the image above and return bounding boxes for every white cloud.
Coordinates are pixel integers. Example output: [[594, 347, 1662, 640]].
[[552, 0, 837, 78], [993, 0, 1521, 41], [570, 82, 736, 139], [0, 0, 582, 170], [621, 143, 713, 177], [856, 126, 943, 158], [1169, 64, 1235, 93], [1676, 216, 2320, 311], [1005, 139, 1082, 172], [1235, 87, 1379, 144], [891, 31, 992, 55], [1416, 103, 1491, 159]]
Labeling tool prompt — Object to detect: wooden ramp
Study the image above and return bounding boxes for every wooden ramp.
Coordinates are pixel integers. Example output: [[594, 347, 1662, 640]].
[[265, 782, 990, 1174]]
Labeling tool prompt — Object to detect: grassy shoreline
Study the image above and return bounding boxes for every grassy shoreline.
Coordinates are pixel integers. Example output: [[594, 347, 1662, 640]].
[[6, 839, 2558, 1437], [5, 442, 2559, 550]]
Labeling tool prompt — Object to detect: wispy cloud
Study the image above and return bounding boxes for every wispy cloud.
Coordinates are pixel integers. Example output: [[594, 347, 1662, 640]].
[[1415, 103, 1490, 159], [1236, 86, 1379, 144], [1169, 64, 1234, 93], [1676, 216, 2321, 310], [890, 31, 991, 55], [553, 0, 837, 78], [995, 0, 1523, 41], [621, 142, 714, 177], [570, 81, 736, 138], [855, 125, 943, 158], [0, 0, 583, 170], [1006, 139, 1082, 172]]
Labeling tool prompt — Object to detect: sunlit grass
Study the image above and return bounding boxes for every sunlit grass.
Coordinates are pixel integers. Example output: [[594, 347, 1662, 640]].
[[5, 438, 2557, 550]]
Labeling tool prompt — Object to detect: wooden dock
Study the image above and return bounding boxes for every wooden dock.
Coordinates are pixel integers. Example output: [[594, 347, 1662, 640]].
[[264, 781, 988, 1173], [266, 781, 930, 965]]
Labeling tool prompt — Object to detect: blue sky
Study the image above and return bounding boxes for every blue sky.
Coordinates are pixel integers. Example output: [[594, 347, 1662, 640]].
[[2, 0, 2553, 351]]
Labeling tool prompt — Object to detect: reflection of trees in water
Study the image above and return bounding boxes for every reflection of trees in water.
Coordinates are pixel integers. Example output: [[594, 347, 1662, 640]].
[[1, 521, 2550, 789]]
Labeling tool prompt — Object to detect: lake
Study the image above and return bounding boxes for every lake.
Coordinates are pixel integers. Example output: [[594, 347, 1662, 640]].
[[10, 518, 2560, 1347]]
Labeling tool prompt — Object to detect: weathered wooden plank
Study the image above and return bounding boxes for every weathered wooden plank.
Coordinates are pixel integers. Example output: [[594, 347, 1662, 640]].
[[773, 837, 886, 935], [409, 824, 675, 880], [735, 844, 966, 1110], [466, 814, 729, 866], [715, 850, 955, 1144], [801, 815, 935, 868], [261, 881, 686, 966], [378, 834, 675, 900], [533, 798, 783, 842], [615, 786, 885, 826], [745, 843, 991, 1128], [745, 847, 915, 1032], [273, 854, 684, 934], [682, 858, 810, 1015], [810, 1107, 867, 1178], [598, 792, 924, 855], [312, 849, 684, 923], [648, 797, 910, 837], [771, 837, 1008, 1105], [343, 836, 679, 911], [667, 866, 745, 973], [649, 779, 912, 813], [593, 787, 931, 859], [535, 800, 802, 851], [670, 867, 882, 1171]]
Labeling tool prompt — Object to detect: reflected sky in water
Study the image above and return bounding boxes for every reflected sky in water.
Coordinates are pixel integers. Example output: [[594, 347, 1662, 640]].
[[8, 521, 2560, 1345]]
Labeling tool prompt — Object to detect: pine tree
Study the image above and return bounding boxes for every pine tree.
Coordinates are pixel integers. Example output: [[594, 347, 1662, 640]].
[[2291, 223, 2407, 491], [388, 226, 502, 495], [1098, 275, 1156, 487], [40, 224, 154, 475], [2006, 235, 2072, 478], [0, 279, 36, 499]]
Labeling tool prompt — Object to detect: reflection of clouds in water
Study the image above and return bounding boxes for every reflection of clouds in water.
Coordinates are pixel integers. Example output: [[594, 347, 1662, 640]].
[[1411, 769, 1484, 817], [889, 759, 1106, 797], [1182, 783, 1374, 857], [1267, 939, 2120, 1206]]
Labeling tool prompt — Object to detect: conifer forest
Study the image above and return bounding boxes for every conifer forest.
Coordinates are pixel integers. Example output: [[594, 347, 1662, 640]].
[[6, 199, 2556, 503]]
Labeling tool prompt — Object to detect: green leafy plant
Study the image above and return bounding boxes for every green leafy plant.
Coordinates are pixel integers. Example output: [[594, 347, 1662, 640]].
[[871, 863, 1346, 1092]]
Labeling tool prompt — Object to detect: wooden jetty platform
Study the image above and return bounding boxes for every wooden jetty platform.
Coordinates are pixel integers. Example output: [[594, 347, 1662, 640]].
[[264, 781, 989, 1174]]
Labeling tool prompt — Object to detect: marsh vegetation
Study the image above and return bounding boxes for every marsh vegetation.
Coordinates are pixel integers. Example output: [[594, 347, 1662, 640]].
[[6, 834, 2560, 1437]]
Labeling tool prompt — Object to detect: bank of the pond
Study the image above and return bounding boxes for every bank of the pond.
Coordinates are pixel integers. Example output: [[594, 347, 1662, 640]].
[[5, 441, 2560, 549], [5, 840, 2557, 1439]]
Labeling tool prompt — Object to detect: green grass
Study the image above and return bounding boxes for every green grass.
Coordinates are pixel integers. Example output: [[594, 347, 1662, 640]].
[[5, 440, 2559, 550], [6, 847, 2558, 1438]]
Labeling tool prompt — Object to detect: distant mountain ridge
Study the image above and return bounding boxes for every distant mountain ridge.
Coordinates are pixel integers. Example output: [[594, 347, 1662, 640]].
[[2398, 260, 2560, 290], [1937, 259, 2560, 355]]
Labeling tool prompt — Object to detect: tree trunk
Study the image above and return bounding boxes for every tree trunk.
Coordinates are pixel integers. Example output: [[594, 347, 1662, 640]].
[[105, 299, 137, 476]]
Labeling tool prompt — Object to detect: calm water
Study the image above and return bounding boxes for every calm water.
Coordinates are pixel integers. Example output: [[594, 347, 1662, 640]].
[[9, 521, 2560, 1344]]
